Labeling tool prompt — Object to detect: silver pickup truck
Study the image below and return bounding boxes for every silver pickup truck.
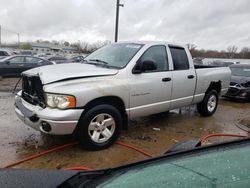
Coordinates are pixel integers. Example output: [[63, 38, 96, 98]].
[[15, 41, 231, 150]]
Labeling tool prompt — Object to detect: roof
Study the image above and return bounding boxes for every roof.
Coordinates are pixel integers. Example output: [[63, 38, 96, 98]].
[[117, 41, 186, 48]]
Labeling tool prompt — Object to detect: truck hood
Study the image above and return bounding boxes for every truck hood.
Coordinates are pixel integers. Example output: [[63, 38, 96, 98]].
[[23, 63, 119, 84]]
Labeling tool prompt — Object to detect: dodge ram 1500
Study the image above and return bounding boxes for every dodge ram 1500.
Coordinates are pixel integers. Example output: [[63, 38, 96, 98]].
[[15, 41, 231, 150]]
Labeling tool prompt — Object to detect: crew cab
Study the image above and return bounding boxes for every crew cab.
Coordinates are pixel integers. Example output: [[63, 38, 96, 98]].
[[14, 41, 231, 150]]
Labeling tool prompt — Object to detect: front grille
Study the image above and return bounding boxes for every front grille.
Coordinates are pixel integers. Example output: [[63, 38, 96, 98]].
[[226, 87, 240, 96], [22, 76, 45, 107]]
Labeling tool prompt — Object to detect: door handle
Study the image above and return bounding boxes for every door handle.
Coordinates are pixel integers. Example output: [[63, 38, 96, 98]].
[[187, 75, 195, 79], [162, 77, 172, 82], [18, 64, 24, 67]]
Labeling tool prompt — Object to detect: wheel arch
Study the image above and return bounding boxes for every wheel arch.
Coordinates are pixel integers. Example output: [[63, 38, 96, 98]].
[[75, 96, 128, 132], [206, 81, 222, 95]]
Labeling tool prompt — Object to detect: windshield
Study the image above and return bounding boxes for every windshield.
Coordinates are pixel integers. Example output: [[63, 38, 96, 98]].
[[230, 67, 250, 77], [84, 43, 143, 68], [96, 143, 250, 187]]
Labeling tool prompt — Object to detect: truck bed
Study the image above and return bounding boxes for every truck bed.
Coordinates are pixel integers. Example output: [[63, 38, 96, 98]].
[[194, 66, 231, 98], [194, 65, 228, 69]]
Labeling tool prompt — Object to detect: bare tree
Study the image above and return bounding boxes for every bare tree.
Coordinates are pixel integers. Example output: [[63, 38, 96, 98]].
[[64, 41, 70, 46], [240, 47, 250, 58], [227, 45, 238, 58], [186, 43, 197, 51]]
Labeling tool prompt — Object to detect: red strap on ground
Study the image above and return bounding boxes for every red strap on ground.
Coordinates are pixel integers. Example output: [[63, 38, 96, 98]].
[[6, 134, 247, 170], [200, 133, 247, 144], [63, 167, 93, 171], [115, 141, 153, 158], [3, 141, 79, 168], [2, 141, 153, 169]]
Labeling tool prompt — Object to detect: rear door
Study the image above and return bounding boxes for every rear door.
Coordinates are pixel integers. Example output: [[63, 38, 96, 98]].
[[169, 46, 196, 109]]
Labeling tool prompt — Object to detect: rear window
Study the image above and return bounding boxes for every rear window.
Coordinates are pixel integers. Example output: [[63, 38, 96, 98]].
[[170, 47, 189, 70]]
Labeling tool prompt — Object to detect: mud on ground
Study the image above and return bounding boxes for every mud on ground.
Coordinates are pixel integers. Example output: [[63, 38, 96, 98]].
[[0, 77, 21, 92]]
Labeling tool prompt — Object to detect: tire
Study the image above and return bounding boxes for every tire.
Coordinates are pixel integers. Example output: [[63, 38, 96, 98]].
[[197, 90, 218, 117], [77, 104, 122, 150]]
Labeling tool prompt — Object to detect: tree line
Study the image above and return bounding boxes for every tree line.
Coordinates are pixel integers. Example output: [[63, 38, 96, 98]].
[[20, 40, 111, 53], [20, 40, 250, 59], [187, 44, 250, 59]]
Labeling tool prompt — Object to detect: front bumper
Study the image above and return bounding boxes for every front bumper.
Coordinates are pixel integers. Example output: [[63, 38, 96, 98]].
[[224, 87, 250, 101], [14, 91, 84, 135]]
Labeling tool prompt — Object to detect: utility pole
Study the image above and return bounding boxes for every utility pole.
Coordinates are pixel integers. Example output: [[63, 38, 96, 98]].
[[0, 25, 1, 48], [17, 33, 20, 48], [115, 0, 124, 42]]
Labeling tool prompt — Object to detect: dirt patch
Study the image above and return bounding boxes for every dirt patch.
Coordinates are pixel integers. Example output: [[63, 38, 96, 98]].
[[239, 118, 250, 128], [0, 77, 21, 92]]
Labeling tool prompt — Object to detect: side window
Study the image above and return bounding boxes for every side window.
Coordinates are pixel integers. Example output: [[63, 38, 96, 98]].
[[139, 45, 169, 72], [9, 57, 24, 64], [169, 47, 189, 70], [25, 57, 40, 63]]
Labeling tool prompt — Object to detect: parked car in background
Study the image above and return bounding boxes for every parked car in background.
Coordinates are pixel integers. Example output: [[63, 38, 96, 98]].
[[47, 56, 72, 64], [224, 64, 250, 101], [208, 61, 234, 67], [70, 55, 85, 62], [0, 55, 54, 77], [19, 50, 33, 56], [0, 49, 13, 57], [15, 41, 231, 150]]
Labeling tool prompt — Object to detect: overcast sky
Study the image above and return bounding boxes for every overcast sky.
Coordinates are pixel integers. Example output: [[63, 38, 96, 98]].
[[0, 0, 250, 50]]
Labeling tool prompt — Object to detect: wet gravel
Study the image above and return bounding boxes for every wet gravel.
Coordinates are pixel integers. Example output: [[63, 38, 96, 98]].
[[0, 78, 249, 170]]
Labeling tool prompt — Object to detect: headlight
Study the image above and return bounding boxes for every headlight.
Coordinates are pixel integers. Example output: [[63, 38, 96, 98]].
[[240, 92, 248, 97], [46, 93, 76, 109]]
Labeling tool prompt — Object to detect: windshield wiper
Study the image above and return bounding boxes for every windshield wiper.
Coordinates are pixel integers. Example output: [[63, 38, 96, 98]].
[[57, 169, 114, 188], [89, 59, 109, 65], [83, 59, 120, 69]]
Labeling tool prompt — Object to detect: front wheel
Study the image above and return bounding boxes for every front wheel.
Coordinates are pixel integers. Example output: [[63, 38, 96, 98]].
[[77, 104, 122, 150], [197, 90, 218, 117]]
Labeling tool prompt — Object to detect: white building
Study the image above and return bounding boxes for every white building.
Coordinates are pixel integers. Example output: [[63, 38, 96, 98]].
[[31, 43, 76, 55]]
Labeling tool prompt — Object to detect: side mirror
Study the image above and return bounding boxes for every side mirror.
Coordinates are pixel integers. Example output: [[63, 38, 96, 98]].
[[5, 60, 10, 65], [132, 60, 157, 74], [141, 60, 157, 72]]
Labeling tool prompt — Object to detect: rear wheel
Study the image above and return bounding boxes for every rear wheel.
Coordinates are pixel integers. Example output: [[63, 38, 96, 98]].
[[77, 104, 122, 150], [197, 90, 218, 117]]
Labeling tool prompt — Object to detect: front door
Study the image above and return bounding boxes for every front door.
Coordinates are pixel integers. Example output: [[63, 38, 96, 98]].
[[128, 45, 173, 118]]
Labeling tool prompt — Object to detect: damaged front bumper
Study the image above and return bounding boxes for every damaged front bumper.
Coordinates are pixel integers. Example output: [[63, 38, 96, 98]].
[[14, 91, 84, 135], [224, 86, 250, 101]]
